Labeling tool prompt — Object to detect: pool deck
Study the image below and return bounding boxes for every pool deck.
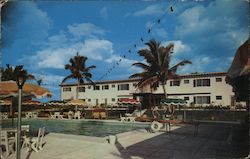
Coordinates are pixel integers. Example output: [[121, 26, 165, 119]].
[[5, 121, 249, 159]]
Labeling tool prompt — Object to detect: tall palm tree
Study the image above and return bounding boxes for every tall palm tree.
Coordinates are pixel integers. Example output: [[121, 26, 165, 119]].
[[62, 53, 96, 99], [130, 39, 192, 98]]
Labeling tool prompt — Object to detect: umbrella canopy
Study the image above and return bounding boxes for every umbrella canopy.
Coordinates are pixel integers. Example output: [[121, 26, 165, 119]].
[[227, 39, 250, 79], [226, 39, 249, 101], [118, 98, 140, 105], [22, 100, 43, 106], [160, 98, 187, 106], [66, 99, 87, 106], [0, 81, 52, 99], [46, 100, 66, 106]]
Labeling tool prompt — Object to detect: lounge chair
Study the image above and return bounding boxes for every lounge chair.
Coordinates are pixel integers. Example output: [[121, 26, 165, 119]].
[[74, 111, 81, 119], [21, 125, 30, 149], [120, 109, 147, 122], [68, 111, 74, 119], [0, 131, 15, 156], [92, 112, 100, 119], [100, 112, 106, 119], [26, 127, 46, 152], [1, 112, 8, 119]]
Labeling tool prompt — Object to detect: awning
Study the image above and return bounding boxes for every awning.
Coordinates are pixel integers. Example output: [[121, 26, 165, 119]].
[[160, 98, 187, 106], [118, 98, 140, 105]]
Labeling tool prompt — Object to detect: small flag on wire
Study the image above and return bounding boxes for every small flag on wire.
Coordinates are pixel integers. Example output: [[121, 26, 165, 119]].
[[140, 38, 144, 42], [170, 6, 173, 12], [128, 50, 131, 53], [157, 19, 161, 24], [134, 44, 137, 48], [123, 55, 126, 58], [148, 29, 151, 33]]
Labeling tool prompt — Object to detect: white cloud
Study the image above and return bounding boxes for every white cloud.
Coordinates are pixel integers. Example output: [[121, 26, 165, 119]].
[[100, 7, 108, 19], [162, 40, 191, 55], [68, 23, 105, 39], [175, 0, 248, 49], [24, 38, 114, 69], [133, 4, 164, 17]]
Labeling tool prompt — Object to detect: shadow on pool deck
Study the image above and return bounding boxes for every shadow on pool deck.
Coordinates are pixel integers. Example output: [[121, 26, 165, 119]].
[[113, 123, 248, 159]]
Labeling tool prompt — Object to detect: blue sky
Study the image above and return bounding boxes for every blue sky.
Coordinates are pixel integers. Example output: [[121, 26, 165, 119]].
[[2, 0, 249, 100]]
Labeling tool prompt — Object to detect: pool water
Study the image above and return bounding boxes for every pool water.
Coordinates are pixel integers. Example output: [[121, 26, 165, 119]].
[[1, 119, 149, 137]]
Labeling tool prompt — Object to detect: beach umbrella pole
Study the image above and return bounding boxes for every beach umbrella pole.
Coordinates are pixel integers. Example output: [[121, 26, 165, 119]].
[[17, 88, 22, 159]]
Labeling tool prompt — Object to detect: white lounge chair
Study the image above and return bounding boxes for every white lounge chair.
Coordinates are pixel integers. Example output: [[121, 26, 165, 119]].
[[0, 131, 15, 156], [68, 111, 74, 119], [26, 127, 45, 152], [21, 125, 30, 149], [1, 112, 8, 119], [74, 111, 81, 119], [120, 109, 147, 122]]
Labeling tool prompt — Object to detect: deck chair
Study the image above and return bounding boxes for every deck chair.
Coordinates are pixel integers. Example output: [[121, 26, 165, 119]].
[[68, 111, 74, 119], [74, 111, 81, 119], [21, 125, 30, 149], [0, 131, 15, 156], [100, 112, 106, 119], [121, 109, 147, 122], [27, 127, 45, 152]]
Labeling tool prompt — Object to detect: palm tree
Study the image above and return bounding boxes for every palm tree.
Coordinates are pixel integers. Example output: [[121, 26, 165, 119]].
[[130, 39, 192, 98], [62, 53, 96, 99]]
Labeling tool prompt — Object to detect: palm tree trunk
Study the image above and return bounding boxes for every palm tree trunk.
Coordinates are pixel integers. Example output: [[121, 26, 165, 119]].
[[162, 84, 167, 99]]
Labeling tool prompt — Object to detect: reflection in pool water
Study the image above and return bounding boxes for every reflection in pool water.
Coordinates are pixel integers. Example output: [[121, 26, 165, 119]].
[[2, 119, 149, 137]]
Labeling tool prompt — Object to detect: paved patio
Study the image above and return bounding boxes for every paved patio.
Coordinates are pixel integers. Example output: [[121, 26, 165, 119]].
[[5, 123, 248, 159]]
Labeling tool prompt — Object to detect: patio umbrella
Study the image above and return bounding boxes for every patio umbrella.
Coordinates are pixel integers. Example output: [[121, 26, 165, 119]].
[[0, 81, 52, 99], [0, 80, 52, 125], [226, 39, 249, 101], [66, 99, 87, 111]]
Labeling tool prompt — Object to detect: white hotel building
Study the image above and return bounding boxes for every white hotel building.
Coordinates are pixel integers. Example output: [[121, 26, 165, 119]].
[[60, 72, 236, 108]]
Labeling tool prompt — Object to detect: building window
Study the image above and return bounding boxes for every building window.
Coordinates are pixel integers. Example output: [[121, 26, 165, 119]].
[[88, 99, 91, 102], [118, 84, 129, 90], [78, 87, 85, 92], [83, 99, 86, 102], [194, 96, 211, 104], [216, 78, 222, 82], [112, 84, 115, 88], [88, 86, 91, 89], [112, 98, 116, 102], [184, 80, 189, 84], [102, 85, 109, 90], [94, 85, 100, 90], [133, 83, 137, 87], [193, 79, 210, 87], [63, 87, 71, 92], [184, 97, 189, 101], [170, 80, 180, 86], [216, 96, 222, 100]]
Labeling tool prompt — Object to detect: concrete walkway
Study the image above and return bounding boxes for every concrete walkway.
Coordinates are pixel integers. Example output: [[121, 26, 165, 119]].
[[5, 123, 248, 159]]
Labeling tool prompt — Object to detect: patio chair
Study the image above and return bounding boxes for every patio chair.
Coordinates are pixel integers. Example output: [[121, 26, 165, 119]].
[[21, 125, 30, 149], [27, 127, 46, 152], [92, 112, 100, 119], [120, 109, 147, 122], [25, 112, 33, 119], [68, 111, 74, 119], [74, 111, 81, 119], [0, 131, 15, 156], [100, 112, 106, 119], [1, 113, 8, 119], [32, 112, 38, 118]]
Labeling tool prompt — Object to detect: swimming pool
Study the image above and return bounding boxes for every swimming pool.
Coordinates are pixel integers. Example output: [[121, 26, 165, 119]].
[[1, 119, 149, 137]]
